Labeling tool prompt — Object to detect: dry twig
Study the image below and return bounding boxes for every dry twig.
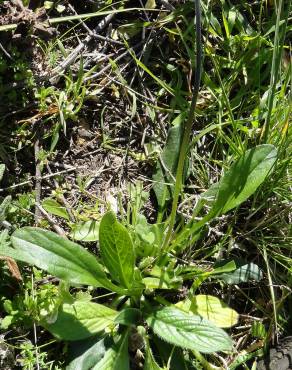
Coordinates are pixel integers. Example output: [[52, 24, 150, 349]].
[[36, 204, 66, 237]]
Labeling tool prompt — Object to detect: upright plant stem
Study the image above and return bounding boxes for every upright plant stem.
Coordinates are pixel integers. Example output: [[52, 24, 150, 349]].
[[34, 124, 42, 224], [261, 0, 284, 142], [161, 0, 202, 253]]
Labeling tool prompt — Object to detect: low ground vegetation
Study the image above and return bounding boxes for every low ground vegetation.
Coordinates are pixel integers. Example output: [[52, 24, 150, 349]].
[[0, 0, 291, 369]]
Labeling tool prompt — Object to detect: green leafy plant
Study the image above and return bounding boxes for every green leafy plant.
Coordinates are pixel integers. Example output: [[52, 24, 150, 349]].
[[0, 164, 12, 226], [0, 218, 232, 368], [1, 0, 288, 367], [33, 58, 86, 151], [169, 144, 278, 252], [17, 339, 63, 370], [1, 281, 58, 330], [0, 47, 34, 107], [0, 141, 277, 367]]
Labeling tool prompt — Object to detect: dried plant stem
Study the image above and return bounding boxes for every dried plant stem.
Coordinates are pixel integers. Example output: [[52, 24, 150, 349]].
[[0, 7, 163, 32]]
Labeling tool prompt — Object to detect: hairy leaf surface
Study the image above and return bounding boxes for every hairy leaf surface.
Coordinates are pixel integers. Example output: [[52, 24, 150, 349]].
[[144, 344, 163, 370], [146, 307, 233, 353]]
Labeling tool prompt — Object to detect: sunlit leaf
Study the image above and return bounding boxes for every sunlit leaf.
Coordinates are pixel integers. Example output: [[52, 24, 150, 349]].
[[152, 125, 186, 208], [145, 0, 156, 9], [176, 295, 239, 328], [99, 212, 135, 289], [204, 145, 277, 216], [42, 198, 70, 220], [0, 164, 5, 182], [45, 301, 117, 341], [146, 307, 233, 353], [216, 260, 263, 284], [142, 277, 171, 290], [70, 220, 99, 241], [0, 227, 125, 294], [0, 196, 12, 221]]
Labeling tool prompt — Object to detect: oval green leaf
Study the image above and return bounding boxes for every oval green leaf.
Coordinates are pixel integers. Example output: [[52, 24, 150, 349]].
[[45, 301, 117, 341], [5, 227, 125, 294], [146, 307, 233, 353], [176, 295, 239, 328], [217, 261, 263, 284], [67, 336, 109, 370], [99, 212, 135, 289], [204, 145, 277, 216], [42, 198, 70, 220], [66, 333, 129, 370]]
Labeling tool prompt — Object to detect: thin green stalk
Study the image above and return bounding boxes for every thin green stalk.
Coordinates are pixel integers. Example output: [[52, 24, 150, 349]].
[[262, 246, 278, 335], [261, 0, 287, 142], [192, 350, 216, 370], [161, 0, 202, 254], [207, 50, 242, 155]]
